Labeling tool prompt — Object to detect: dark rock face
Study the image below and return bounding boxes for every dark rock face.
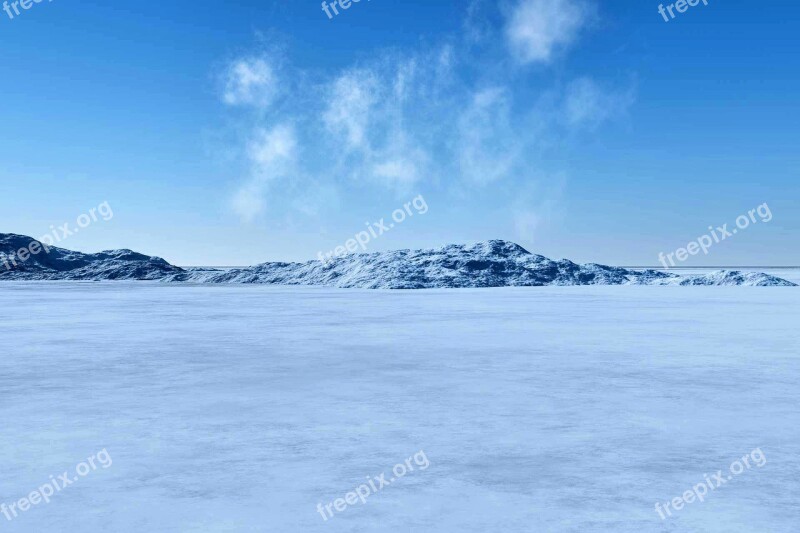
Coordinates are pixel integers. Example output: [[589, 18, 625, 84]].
[[1, 234, 795, 287]]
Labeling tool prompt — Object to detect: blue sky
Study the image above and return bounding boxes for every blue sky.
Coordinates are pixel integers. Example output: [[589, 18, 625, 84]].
[[1, 0, 798, 266]]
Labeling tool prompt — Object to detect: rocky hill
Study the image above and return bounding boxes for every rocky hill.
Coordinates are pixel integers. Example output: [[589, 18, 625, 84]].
[[173, 240, 795, 288], [0, 233, 183, 281], [1, 234, 794, 287]]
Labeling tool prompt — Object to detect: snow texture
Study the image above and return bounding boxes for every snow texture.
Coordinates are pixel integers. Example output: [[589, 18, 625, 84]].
[[0, 283, 798, 532], [1, 234, 795, 287]]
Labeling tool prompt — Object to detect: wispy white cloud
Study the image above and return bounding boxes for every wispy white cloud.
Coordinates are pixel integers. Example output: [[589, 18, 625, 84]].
[[372, 159, 420, 188], [562, 77, 636, 130], [505, 0, 592, 64], [464, 0, 496, 44], [323, 69, 379, 152], [370, 134, 429, 191], [231, 124, 297, 221], [248, 124, 297, 174], [216, 0, 631, 228], [457, 87, 522, 185], [511, 175, 566, 246], [320, 58, 438, 191], [222, 57, 278, 109]]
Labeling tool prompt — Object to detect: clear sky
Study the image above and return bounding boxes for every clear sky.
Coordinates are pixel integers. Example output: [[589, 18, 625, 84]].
[[1, 0, 797, 266]]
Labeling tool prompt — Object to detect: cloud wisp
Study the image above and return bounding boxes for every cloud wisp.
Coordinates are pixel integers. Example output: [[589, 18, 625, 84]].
[[505, 0, 593, 64], [216, 0, 631, 226], [222, 57, 279, 109]]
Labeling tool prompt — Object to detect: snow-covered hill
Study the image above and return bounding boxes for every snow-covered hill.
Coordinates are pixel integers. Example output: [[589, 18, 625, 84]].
[[1, 234, 794, 286], [0, 233, 183, 281], [173, 240, 794, 287]]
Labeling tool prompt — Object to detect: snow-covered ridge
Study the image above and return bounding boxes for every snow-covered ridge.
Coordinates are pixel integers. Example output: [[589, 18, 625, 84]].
[[1, 234, 795, 287], [173, 239, 795, 287], [0, 233, 182, 281]]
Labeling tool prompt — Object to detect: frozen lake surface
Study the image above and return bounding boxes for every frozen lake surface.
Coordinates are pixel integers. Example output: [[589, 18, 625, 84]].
[[1, 283, 798, 532]]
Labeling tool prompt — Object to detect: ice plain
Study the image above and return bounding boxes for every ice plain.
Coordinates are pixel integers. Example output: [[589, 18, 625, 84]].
[[0, 281, 798, 532]]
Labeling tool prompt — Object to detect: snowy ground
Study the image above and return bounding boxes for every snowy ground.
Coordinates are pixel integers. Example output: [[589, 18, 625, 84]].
[[0, 282, 798, 532]]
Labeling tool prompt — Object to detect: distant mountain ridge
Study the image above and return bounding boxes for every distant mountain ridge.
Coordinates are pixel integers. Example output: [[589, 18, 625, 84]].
[[170, 240, 796, 287], [1, 234, 795, 287]]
